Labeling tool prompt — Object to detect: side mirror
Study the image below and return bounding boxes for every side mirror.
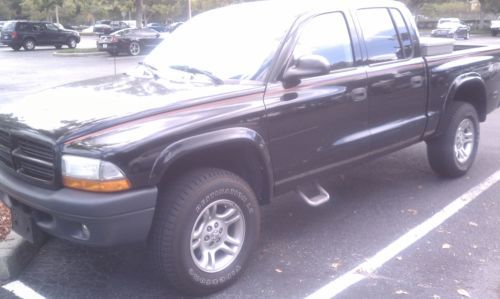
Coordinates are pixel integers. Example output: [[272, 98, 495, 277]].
[[282, 54, 330, 88]]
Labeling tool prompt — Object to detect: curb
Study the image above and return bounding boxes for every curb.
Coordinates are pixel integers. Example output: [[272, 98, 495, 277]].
[[53, 51, 106, 57], [0, 232, 46, 280]]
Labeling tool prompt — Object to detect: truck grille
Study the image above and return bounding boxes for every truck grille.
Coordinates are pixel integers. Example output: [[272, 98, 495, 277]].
[[0, 129, 56, 185]]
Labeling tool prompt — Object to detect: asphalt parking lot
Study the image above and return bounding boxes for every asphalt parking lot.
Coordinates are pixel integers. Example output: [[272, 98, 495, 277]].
[[1, 34, 500, 299]]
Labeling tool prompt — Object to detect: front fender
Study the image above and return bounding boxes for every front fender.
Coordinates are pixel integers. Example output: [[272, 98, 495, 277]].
[[148, 127, 273, 191]]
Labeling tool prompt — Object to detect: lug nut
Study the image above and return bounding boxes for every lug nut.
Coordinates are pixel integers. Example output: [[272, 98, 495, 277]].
[[207, 226, 212, 232], [204, 236, 209, 241]]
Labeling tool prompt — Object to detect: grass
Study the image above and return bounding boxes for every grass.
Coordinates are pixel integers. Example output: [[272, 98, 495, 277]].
[[0, 202, 11, 241], [54, 47, 101, 54]]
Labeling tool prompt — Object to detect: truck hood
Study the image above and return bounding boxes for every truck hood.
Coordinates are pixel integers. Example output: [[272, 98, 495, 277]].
[[0, 74, 261, 142]]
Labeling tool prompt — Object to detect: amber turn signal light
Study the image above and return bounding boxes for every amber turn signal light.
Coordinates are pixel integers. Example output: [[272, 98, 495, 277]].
[[63, 177, 131, 193]]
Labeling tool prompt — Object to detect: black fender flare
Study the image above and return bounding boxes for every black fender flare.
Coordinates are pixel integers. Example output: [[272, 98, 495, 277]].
[[148, 127, 274, 201]]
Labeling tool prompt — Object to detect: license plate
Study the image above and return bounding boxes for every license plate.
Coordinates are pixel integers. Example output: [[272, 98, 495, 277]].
[[3, 36, 8, 39], [11, 204, 42, 243], [103, 44, 107, 49]]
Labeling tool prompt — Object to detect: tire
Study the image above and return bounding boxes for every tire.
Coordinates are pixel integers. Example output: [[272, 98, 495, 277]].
[[22, 38, 35, 51], [492, 31, 498, 37], [67, 37, 77, 49], [128, 41, 141, 56], [55, 44, 62, 49], [11, 45, 21, 51], [150, 168, 260, 296], [427, 102, 480, 178]]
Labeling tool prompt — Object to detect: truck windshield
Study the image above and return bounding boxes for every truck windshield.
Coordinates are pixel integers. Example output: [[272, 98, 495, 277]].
[[144, 4, 296, 82]]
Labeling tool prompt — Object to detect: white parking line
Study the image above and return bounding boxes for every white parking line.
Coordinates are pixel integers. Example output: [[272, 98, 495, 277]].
[[306, 170, 500, 299], [3, 281, 46, 299]]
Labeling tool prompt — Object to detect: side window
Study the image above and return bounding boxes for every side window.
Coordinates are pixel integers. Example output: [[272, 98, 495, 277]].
[[357, 8, 402, 63], [18, 23, 31, 32], [390, 8, 413, 58], [293, 12, 354, 71], [32, 24, 46, 32], [46, 24, 58, 31]]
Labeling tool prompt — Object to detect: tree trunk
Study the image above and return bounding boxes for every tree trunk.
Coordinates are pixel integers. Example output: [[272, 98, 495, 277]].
[[479, 0, 485, 29], [188, 0, 192, 20], [135, 0, 143, 28], [55, 6, 59, 24]]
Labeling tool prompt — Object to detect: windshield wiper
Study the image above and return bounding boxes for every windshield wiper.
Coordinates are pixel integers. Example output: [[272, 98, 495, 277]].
[[170, 65, 224, 85], [139, 62, 160, 79]]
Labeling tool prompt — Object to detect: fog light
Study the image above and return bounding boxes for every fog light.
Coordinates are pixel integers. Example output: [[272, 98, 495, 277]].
[[81, 224, 90, 239]]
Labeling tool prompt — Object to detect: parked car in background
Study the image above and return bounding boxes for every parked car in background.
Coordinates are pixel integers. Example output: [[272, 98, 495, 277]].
[[0, 21, 6, 31], [491, 17, 500, 36], [147, 23, 168, 32], [431, 18, 470, 39], [1, 21, 80, 50], [97, 27, 162, 56], [93, 20, 112, 35], [166, 22, 183, 32]]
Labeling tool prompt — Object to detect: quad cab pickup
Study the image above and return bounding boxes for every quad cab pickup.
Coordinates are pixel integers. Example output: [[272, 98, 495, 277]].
[[1, 0, 500, 295]]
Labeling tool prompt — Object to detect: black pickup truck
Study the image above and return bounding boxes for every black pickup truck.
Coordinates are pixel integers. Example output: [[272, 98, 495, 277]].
[[1, 0, 499, 295]]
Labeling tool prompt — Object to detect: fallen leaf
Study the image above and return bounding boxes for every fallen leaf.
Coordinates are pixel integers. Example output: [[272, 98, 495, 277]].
[[275, 268, 282, 273], [442, 243, 451, 249], [395, 290, 409, 295], [407, 209, 418, 215], [396, 256, 403, 261], [331, 262, 341, 269], [432, 295, 441, 299], [468, 221, 478, 227], [457, 289, 471, 297]]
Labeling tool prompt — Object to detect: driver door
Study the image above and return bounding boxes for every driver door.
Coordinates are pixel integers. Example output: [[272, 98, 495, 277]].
[[264, 12, 370, 184]]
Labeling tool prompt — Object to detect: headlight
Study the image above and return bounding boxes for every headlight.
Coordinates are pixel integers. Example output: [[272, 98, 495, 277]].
[[62, 155, 131, 192]]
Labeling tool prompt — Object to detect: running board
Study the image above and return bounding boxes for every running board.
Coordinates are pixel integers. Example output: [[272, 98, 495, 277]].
[[297, 184, 330, 207]]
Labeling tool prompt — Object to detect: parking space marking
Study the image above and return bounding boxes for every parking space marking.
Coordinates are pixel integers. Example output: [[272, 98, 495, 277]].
[[3, 281, 45, 299], [306, 170, 500, 299]]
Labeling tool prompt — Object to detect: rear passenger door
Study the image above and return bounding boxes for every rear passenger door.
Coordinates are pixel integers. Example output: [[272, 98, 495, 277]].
[[357, 8, 427, 151], [32, 23, 49, 45], [265, 12, 369, 183]]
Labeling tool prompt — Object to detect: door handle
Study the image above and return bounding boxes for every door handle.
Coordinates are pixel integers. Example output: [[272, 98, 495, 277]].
[[411, 76, 424, 88], [351, 87, 367, 102]]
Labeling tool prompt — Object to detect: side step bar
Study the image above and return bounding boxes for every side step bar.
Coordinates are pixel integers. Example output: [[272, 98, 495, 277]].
[[297, 184, 330, 207]]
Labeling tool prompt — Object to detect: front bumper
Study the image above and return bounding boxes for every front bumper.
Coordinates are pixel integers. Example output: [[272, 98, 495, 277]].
[[431, 31, 455, 38], [0, 167, 157, 246], [97, 43, 118, 53]]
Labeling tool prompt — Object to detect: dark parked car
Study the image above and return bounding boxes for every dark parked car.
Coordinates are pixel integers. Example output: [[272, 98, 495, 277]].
[[1, 0, 500, 296], [431, 18, 470, 39], [147, 23, 168, 32], [166, 22, 183, 32], [97, 28, 162, 56], [1, 21, 80, 50]]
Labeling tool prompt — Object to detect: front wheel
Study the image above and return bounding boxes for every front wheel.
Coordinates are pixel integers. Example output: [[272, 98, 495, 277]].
[[128, 41, 141, 56], [67, 37, 77, 49], [150, 168, 260, 296], [427, 102, 479, 178]]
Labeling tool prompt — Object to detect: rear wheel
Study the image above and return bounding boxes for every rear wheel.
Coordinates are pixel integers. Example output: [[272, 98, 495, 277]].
[[11, 45, 21, 51], [492, 31, 498, 37], [128, 41, 141, 56], [150, 168, 260, 296], [23, 39, 35, 51], [427, 102, 479, 178], [55, 44, 62, 49]]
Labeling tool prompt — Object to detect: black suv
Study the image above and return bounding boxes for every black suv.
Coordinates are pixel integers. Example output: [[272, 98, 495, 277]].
[[1, 21, 80, 51]]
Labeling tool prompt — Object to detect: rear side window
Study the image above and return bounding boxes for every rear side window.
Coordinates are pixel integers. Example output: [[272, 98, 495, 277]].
[[32, 24, 46, 32], [17, 23, 32, 32], [293, 12, 354, 71], [357, 8, 402, 63], [390, 8, 413, 58]]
